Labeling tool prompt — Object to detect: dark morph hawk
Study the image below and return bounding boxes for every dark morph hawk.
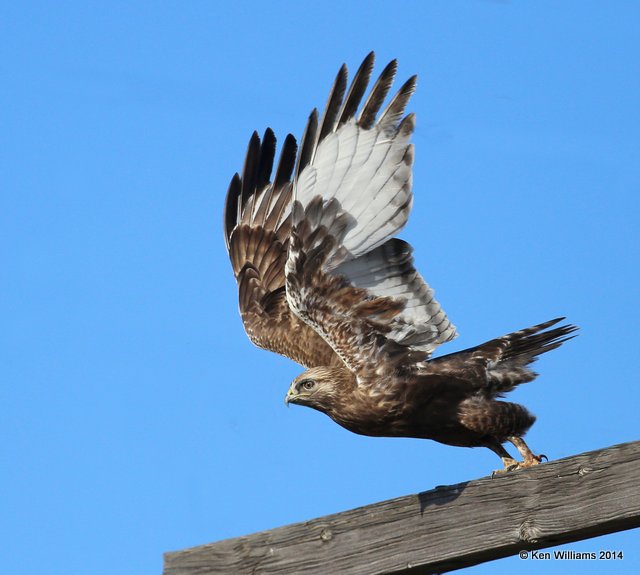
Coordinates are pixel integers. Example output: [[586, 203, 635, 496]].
[[224, 52, 577, 473]]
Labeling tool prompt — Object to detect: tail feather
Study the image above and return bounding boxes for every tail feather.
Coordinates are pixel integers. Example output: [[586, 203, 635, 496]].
[[429, 318, 578, 396], [482, 318, 578, 395], [496, 318, 578, 366]]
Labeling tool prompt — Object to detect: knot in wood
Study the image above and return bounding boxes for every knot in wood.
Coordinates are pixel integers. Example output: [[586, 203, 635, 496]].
[[320, 527, 333, 542], [518, 518, 542, 543]]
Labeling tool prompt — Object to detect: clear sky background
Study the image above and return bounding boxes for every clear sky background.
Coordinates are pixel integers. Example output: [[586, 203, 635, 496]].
[[2, 2, 639, 574]]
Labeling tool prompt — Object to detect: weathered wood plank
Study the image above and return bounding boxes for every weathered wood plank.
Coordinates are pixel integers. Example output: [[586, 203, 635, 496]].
[[164, 440, 640, 575]]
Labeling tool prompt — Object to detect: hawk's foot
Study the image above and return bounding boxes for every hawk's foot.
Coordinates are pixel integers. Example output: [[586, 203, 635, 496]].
[[508, 436, 548, 468], [491, 456, 519, 477], [491, 452, 548, 477], [487, 440, 548, 477]]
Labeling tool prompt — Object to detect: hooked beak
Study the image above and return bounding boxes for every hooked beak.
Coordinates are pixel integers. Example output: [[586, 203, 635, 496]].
[[285, 388, 295, 407]]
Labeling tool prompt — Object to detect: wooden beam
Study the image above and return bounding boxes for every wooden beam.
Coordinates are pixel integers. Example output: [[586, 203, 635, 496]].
[[164, 440, 640, 575]]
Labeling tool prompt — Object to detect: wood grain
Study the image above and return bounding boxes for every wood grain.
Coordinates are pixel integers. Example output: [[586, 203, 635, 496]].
[[164, 440, 640, 574]]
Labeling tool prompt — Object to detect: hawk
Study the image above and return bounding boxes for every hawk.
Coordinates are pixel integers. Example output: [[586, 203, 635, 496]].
[[224, 52, 577, 473]]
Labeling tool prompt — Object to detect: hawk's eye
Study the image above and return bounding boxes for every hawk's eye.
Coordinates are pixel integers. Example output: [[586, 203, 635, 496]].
[[300, 379, 315, 391]]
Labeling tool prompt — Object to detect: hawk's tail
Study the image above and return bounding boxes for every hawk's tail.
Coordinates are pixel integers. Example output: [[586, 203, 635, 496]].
[[431, 318, 578, 395], [482, 318, 578, 396]]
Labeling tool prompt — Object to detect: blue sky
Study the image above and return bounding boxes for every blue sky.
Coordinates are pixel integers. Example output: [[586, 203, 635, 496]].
[[2, 1, 639, 574]]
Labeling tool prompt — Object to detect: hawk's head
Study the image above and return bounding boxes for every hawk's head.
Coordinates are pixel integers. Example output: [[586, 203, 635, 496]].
[[285, 366, 354, 412]]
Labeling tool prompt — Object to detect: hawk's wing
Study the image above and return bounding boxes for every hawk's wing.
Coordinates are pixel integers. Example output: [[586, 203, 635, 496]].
[[285, 53, 457, 382], [224, 129, 341, 368]]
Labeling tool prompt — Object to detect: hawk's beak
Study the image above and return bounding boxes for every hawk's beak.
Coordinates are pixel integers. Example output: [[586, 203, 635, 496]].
[[285, 389, 294, 407]]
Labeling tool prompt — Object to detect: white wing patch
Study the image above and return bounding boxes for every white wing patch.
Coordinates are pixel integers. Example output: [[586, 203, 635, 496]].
[[296, 119, 414, 261], [333, 239, 457, 356]]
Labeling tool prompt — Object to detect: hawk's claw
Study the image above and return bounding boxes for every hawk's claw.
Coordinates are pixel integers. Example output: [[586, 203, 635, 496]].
[[529, 453, 548, 464]]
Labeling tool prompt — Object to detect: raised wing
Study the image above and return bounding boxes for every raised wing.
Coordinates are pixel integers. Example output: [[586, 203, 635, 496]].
[[285, 53, 457, 380], [225, 128, 341, 368]]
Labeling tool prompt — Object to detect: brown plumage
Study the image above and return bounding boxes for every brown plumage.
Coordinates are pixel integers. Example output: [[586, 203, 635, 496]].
[[224, 52, 577, 473]]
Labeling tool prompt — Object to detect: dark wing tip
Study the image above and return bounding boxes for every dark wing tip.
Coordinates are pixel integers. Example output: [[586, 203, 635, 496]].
[[358, 58, 398, 129], [296, 108, 319, 179], [317, 63, 349, 144], [240, 131, 262, 211], [378, 74, 418, 131], [224, 173, 242, 251], [338, 51, 376, 126], [226, 126, 296, 248], [273, 133, 298, 189], [256, 128, 277, 192]]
